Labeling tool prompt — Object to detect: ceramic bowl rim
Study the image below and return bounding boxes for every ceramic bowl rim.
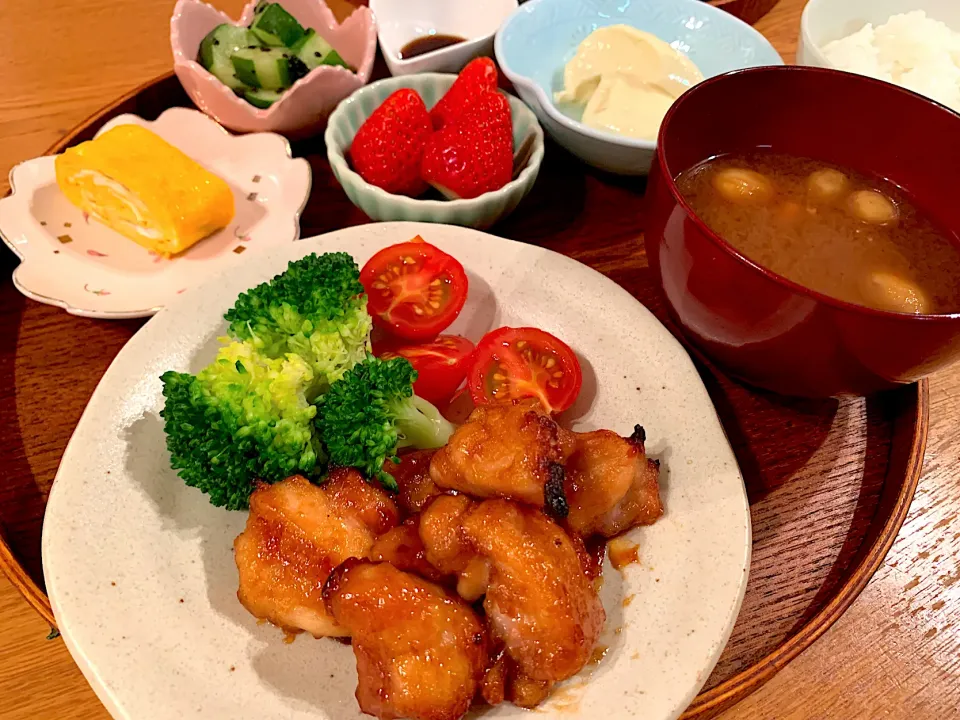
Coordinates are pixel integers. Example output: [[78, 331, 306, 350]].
[[494, 0, 784, 152], [656, 64, 960, 323], [798, 0, 834, 67], [384, 34, 492, 70], [324, 72, 545, 210], [797, 0, 959, 70], [369, 0, 519, 70]]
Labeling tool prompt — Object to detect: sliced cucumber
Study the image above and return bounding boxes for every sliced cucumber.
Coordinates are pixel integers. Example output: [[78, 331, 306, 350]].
[[288, 27, 318, 55], [244, 88, 283, 109], [294, 28, 352, 71], [198, 24, 259, 90], [249, 3, 305, 48], [321, 49, 351, 70], [230, 46, 294, 90]]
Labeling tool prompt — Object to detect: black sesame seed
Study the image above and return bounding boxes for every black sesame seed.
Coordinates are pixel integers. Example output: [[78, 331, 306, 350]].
[[314, 51, 321, 57], [287, 55, 308, 81], [213, 39, 220, 45]]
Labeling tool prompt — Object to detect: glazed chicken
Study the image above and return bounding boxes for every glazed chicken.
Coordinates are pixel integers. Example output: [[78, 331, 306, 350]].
[[416, 495, 605, 705], [563, 425, 663, 538], [388, 449, 444, 515], [418, 494, 490, 601], [234, 471, 399, 637], [479, 649, 554, 708], [235, 398, 665, 720], [323, 559, 489, 720], [461, 500, 606, 695], [429, 399, 572, 517], [418, 494, 475, 574], [429, 398, 662, 538], [369, 518, 446, 583]]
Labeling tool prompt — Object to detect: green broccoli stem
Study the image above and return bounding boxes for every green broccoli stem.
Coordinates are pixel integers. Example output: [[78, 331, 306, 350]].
[[314, 355, 457, 492], [393, 394, 455, 450]]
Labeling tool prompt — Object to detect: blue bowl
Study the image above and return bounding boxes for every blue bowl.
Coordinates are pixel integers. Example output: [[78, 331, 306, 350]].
[[495, 0, 784, 175]]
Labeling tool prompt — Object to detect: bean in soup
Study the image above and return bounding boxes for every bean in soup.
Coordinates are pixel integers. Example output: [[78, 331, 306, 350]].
[[675, 152, 960, 315]]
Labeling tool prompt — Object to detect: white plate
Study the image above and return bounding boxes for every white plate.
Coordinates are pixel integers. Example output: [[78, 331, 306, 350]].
[[0, 107, 311, 319], [43, 222, 750, 720]]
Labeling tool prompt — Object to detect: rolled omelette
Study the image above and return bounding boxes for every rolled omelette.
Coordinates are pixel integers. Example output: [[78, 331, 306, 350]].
[[55, 124, 235, 257]]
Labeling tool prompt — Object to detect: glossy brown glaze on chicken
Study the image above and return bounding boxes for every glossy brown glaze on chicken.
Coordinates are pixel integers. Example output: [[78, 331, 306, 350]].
[[429, 399, 574, 517], [234, 471, 399, 638], [462, 500, 606, 690], [323, 559, 489, 720], [234, 398, 664, 720], [368, 517, 447, 583], [388, 449, 444, 515], [564, 425, 663, 538]]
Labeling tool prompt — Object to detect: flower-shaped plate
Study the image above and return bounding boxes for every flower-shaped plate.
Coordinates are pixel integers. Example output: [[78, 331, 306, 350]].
[[0, 107, 311, 319]]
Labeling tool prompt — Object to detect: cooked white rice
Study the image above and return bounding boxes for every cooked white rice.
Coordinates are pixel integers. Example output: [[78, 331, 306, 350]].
[[821, 11, 960, 112]]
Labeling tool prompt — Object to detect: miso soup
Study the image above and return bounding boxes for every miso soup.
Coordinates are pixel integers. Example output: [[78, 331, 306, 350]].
[[675, 152, 960, 315]]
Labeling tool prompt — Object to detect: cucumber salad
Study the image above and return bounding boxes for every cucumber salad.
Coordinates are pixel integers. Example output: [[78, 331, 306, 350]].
[[197, 1, 353, 109]]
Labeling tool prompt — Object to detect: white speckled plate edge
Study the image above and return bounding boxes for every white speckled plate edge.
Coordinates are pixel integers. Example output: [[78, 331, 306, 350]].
[[0, 107, 311, 319], [43, 222, 750, 720]]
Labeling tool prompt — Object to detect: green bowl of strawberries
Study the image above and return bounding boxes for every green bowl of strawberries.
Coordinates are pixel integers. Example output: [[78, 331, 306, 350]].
[[325, 59, 544, 230]]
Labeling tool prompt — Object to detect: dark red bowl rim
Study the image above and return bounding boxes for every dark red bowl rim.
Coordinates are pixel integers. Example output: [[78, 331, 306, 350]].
[[656, 64, 960, 323]]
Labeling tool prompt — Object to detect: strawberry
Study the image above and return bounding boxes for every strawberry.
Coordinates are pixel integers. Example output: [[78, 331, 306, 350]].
[[429, 57, 499, 130], [349, 89, 431, 197], [421, 89, 514, 200]]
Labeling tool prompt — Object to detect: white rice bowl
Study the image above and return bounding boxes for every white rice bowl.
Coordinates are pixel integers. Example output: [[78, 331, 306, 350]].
[[821, 10, 960, 112]]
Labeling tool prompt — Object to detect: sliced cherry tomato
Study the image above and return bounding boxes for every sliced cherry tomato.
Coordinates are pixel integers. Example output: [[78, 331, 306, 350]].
[[360, 240, 469, 341], [468, 327, 583, 413], [380, 335, 475, 406]]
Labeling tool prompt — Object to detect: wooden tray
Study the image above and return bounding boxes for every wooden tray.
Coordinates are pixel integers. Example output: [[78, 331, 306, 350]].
[[0, 72, 926, 719], [707, 0, 780, 26]]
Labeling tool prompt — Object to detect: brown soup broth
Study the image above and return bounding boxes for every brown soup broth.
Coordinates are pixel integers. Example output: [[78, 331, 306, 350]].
[[675, 152, 960, 315]]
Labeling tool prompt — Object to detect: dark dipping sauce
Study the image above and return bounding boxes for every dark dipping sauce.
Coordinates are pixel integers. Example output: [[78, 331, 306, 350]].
[[676, 151, 960, 315], [399, 34, 466, 59]]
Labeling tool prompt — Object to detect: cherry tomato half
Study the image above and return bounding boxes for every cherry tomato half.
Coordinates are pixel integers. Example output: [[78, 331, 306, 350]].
[[380, 335, 475, 406], [467, 327, 583, 413], [360, 241, 469, 341]]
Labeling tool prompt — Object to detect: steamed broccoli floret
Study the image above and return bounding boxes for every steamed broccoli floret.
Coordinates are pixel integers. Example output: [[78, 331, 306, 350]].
[[160, 342, 322, 510], [315, 355, 455, 491], [223, 252, 372, 398]]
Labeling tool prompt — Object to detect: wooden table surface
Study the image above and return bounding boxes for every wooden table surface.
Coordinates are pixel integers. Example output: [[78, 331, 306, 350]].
[[2, 0, 959, 718]]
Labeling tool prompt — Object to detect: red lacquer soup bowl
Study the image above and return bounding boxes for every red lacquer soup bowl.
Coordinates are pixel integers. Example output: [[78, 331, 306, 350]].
[[645, 65, 960, 397]]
